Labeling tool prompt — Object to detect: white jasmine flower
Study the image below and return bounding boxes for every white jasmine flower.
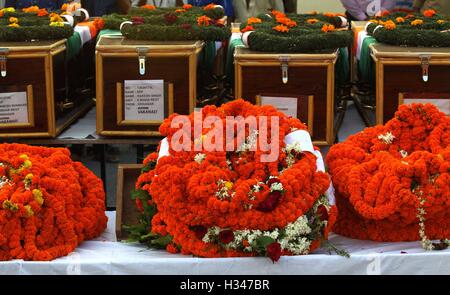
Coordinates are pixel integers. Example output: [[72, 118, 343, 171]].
[[378, 132, 395, 144], [270, 182, 284, 192], [194, 153, 206, 164]]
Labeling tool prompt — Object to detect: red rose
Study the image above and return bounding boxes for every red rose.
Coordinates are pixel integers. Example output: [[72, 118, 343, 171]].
[[135, 198, 144, 212], [218, 229, 234, 244], [131, 16, 145, 25], [181, 23, 192, 30], [193, 226, 208, 240], [257, 191, 282, 212], [164, 13, 178, 25], [266, 242, 282, 263], [267, 177, 280, 187], [317, 205, 329, 222]]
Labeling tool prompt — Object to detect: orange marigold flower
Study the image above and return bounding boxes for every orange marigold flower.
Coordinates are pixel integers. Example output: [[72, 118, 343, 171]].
[[141, 4, 156, 10], [241, 25, 254, 33], [321, 24, 335, 33], [423, 9, 436, 17], [197, 15, 212, 26], [276, 16, 297, 27], [396, 17, 405, 23], [22, 6, 39, 13], [37, 9, 48, 17], [204, 3, 216, 10], [175, 8, 186, 13], [271, 10, 286, 18], [8, 23, 19, 27], [9, 17, 18, 24], [183, 4, 193, 10], [273, 24, 289, 33], [307, 19, 319, 24], [323, 12, 336, 17], [247, 17, 262, 25], [383, 20, 396, 30], [61, 3, 68, 11], [411, 19, 424, 26]]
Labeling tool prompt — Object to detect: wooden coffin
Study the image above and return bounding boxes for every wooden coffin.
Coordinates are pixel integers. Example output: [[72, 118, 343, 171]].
[[96, 35, 204, 137], [234, 47, 337, 145], [116, 164, 143, 241], [0, 39, 93, 138], [371, 43, 450, 123]]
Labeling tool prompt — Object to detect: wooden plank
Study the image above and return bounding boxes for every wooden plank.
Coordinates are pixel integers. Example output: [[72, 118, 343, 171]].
[[116, 164, 143, 241]]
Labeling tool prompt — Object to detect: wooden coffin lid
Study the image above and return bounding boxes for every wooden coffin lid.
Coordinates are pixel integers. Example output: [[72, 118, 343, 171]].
[[370, 43, 450, 59], [0, 39, 66, 54], [96, 35, 204, 54], [234, 47, 338, 63]]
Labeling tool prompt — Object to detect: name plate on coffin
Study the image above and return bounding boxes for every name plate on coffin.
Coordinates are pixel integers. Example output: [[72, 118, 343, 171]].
[[258, 96, 298, 118], [0, 91, 31, 127], [399, 94, 450, 116], [256, 95, 314, 134], [124, 80, 165, 122]]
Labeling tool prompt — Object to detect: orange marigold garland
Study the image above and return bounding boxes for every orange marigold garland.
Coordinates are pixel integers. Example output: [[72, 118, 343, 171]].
[[132, 100, 340, 262], [326, 104, 449, 249], [0, 144, 107, 261]]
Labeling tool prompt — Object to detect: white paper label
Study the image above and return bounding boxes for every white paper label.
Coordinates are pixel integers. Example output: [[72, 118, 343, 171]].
[[260, 96, 298, 118], [124, 80, 165, 121], [0, 92, 29, 124], [403, 98, 450, 116]]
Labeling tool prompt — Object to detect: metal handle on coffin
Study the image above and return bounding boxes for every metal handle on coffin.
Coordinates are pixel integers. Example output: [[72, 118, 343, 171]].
[[0, 48, 9, 78], [280, 56, 290, 84], [137, 47, 149, 76], [419, 55, 431, 83]]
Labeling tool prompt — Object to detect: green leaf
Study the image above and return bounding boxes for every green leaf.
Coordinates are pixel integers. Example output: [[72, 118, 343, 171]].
[[255, 236, 276, 250], [131, 189, 149, 200]]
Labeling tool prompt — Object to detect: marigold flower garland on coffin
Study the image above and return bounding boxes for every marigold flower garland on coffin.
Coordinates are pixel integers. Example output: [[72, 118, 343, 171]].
[[130, 99, 340, 262], [239, 11, 353, 53], [366, 11, 450, 47], [0, 6, 82, 42], [326, 104, 449, 249], [0, 144, 107, 261], [102, 5, 230, 42]]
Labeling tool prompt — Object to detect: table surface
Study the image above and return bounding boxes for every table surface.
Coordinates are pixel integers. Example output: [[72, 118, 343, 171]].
[[12, 107, 161, 145], [1, 211, 449, 275]]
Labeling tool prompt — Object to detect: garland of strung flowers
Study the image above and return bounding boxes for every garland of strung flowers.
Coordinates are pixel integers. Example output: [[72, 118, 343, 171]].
[[0, 144, 107, 261], [130, 99, 340, 262], [103, 4, 231, 41], [0, 5, 83, 42], [239, 11, 353, 52], [366, 10, 450, 47], [326, 104, 449, 250]]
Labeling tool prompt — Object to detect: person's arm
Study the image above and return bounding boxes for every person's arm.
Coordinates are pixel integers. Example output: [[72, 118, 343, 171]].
[[340, 0, 367, 20], [413, 0, 425, 12]]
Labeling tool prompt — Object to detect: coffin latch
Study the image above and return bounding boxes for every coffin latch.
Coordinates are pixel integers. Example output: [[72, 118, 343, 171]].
[[279, 56, 290, 84], [0, 48, 9, 78], [419, 54, 431, 82], [136, 47, 149, 76]]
